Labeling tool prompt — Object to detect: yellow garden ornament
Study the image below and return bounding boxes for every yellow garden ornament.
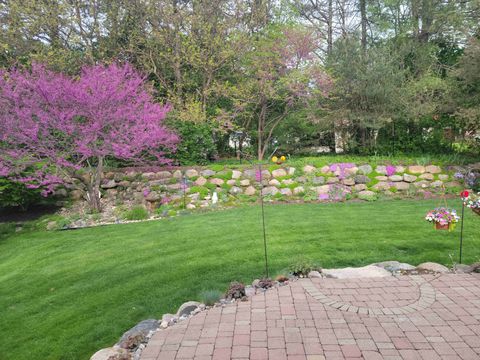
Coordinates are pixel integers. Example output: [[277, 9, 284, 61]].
[[271, 155, 286, 165]]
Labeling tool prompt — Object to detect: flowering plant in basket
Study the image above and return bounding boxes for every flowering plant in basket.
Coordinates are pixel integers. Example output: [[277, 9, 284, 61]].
[[425, 207, 460, 231], [461, 190, 480, 215]]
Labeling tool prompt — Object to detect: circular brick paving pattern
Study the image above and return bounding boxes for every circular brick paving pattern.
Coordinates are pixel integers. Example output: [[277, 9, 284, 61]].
[[302, 275, 436, 316]]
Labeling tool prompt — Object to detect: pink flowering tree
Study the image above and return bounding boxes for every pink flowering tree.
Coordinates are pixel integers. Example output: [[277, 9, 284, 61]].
[[0, 63, 178, 212]]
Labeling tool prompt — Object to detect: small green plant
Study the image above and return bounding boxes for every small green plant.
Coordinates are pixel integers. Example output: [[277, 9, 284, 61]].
[[199, 289, 223, 306], [123, 206, 149, 221], [288, 256, 320, 276]]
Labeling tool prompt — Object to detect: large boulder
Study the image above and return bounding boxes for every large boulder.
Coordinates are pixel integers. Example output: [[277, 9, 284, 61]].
[[354, 175, 370, 184], [262, 186, 279, 196], [101, 180, 117, 189], [373, 181, 389, 191], [375, 261, 415, 273], [240, 179, 250, 186], [312, 176, 325, 184], [176, 301, 201, 318], [201, 169, 216, 177], [272, 168, 287, 178], [408, 165, 425, 174], [375, 165, 387, 175], [194, 176, 207, 186], [403, 174, 417, 183], [90, 347, 131, 360], [210, 178, 224, 186], [420, 173, 434, 181], [358, 164, 373, 175], [342, 178, 355, 186], [357, 190, 377, 201], [322, 265, 391, 279], [231, 170, 242, 179], [354, 184, 367, 191], [185, 169, 198, 178], [269, 179, 281, 186], [229, 186, 243, 195], [280, 188, 293, 196], [293, 186, 305, 195], [425, 165, 441, 174], [117, 319, 159, 350], [244, 186, 256, 196], [417, 262, 449, 273], [303, 165, 316, 174], [145, 192, 161, 202], [388, 175, 403, 182], [394, 182, 410, 191]]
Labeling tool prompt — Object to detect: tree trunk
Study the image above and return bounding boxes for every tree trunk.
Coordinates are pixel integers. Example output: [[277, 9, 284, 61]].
[[360, 0, 367, 54], [327, 0, 333, 54], [84, 156, 103, 213], [257, 99, 267, 160]]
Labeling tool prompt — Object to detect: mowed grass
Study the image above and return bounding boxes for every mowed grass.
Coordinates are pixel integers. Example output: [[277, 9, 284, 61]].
[[1, 199, 480, 360]]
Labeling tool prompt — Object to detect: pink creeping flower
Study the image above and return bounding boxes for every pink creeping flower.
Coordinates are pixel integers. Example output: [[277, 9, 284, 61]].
[[386, 165, 396, 177], [255, 170, 262, 182]]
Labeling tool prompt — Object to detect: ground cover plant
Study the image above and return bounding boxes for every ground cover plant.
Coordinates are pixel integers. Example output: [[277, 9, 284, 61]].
[[1, 199, 479, 360]]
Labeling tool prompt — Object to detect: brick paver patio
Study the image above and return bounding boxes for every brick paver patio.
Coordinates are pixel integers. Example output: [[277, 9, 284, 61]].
[[141, 273, 480, 359]]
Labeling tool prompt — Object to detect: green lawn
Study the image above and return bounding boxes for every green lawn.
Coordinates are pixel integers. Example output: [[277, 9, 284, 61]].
[[1, 199, 479, 360]]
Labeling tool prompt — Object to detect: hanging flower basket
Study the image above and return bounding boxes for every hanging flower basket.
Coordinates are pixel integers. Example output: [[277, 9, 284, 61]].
[[425, 207, 459, 231], [461, 191, 480, 216]]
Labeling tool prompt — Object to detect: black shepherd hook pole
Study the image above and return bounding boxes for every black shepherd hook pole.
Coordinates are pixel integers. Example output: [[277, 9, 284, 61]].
[[459, 200, 465, 264]]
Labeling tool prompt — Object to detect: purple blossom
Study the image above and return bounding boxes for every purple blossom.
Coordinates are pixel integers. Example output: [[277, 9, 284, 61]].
[[454, 172, 464, 179], [386, 165, 396, 177], [255, 169, 262, 182], [143, 189, 150, 197], [318, 193, 329, 200]]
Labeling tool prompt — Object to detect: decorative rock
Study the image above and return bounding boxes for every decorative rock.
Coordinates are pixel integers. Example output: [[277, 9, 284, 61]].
[[245, 285, 256, 297], [454, 264, 473, 274], [320, 165, 331, 174], [315, 185, 330, 195], [185, 169, 198, 178], [231, 170, 242, 179], [244, 186, 256, 196], [186, 204, 196, 210], [243, 169, 256, 178], [280, 188, 292, 196], [375, 176, 388, 181], [420, 173, 434, 181], [342, 178, 355, 186], [194, 177, 207, 186], [417, 262, 449, 273], [70, 189, 84, 200], [394, 182, 410, 191], [161, 314, 177, 325], [403, 174, 417, 183], [229, 186, 243, 195], [425, 165, 441, 174], [445, 181, 461, 188], [312, 176, 325, 184], [210, 178, 224, 186], [303, 165, 316, 174], [395, 166, 406, 173], [375, 165, 387, 175], [288, 167, 296, 176], [438, 174, 449, 181], [354, 184, 367, 191], [117, 319, 159, 350], [176, 301, 201, 317], [375, 261, 416, 273], [345, 166, 358, 175], [354, 175, 370, 184], [293, 186, 305, 195], [430, 180, 443, 188], [358, 190, 376, 200], [388, 175, 403, 182], [173, 170, 182, 178], [156, 171, 171, 179], [272, 168, 287, 178], [240, 179, 250, 186], [326, 177, 339, 184], [226, 179, 236, 186], [322, 265, 391, 279], [90, 347, 130, 360], [358, 164, 373, 175], [296, 176, 307, 183], [262, 186, 279, 196], [145, 192, 161, 202], [269, 179, 281, 186], [373, 182, 389, 190], [408, 165, 425, 174], [201, 169, 216, 177], [414, 180, 430, 188], [308, 271, 322, 278], [101, 180, 117, 189], [142, 172, 156, 179], [282, 179, 294, 185]]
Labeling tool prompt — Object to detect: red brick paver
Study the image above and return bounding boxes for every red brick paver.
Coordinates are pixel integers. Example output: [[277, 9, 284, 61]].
[[141, 274, 480, 359]]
